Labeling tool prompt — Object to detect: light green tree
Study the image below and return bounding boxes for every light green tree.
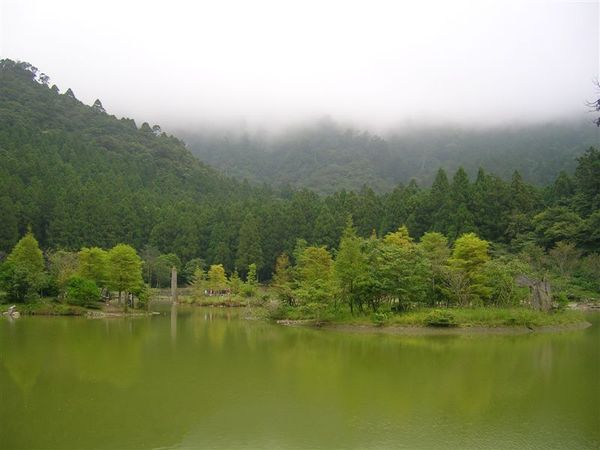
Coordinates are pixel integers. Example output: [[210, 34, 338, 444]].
[[445, 233, 491, 305], [78, 247, 109, 287], [272, 253, 294, 305], [246, 263, 257, 285], [419, 232, 450, 305], [190, 267, 207, 299], [334, 220, 368, 313], [107, 244, 143, 306], [295, 246, 334, 304], [376, 234, 430, 310], [207, 264, 228, 292], [6, 231, 45, 294]]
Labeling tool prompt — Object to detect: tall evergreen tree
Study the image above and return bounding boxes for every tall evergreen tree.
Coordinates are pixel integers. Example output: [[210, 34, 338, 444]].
[[448, 167, 475, 240], [428, 168, 451, 235], [236, 213, 263, 277]]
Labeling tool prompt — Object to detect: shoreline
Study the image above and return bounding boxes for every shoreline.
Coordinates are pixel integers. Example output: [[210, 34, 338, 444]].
[[2, 301, 594, 335], [275, 319, 593, 335]]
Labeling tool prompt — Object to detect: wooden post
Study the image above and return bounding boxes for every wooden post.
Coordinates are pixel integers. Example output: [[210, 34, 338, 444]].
[[171, 266, 178, 304]]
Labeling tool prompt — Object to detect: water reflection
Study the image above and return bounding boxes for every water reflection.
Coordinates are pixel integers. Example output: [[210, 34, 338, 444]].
[[0, 310, 598, 450], [170, 302, 177, 342]]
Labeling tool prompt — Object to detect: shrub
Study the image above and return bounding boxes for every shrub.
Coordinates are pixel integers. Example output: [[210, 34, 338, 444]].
[[371, 311, 389, 326], [65, 276, 100, 307], [425, 309, 457, 327]]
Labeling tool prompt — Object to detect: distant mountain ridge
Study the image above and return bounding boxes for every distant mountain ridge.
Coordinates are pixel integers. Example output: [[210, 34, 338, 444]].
[[180, 119, 598, 194]]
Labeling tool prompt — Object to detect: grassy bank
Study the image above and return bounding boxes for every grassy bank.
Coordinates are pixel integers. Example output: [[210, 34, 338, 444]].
[[0, 298, 151, 317], [0, 299, 89, 316], [268, 304, 586, 329]]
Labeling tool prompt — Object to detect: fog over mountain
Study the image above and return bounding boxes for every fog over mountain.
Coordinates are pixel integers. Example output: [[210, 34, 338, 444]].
[[1, 0, 598, 132]]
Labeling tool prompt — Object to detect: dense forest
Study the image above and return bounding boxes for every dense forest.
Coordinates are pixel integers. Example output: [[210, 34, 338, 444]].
[[0, 58, 598, 302], [180, 119, 598, 194]]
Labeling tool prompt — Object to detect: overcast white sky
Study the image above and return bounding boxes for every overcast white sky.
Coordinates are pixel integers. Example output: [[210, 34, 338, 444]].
[[1, 0, 598, 131]]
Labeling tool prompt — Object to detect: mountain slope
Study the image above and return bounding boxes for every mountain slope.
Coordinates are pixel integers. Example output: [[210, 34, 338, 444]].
[[180, 119, 598, 194], [0, 59, 234, 252]]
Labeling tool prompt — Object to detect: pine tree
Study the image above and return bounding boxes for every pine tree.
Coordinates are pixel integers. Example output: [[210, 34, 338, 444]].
[[429, 168, 451, 234], [272, 253, 294, 304], [448, 167, 475, 240], [0, 196, 18, 253], [236, 213, 263, 277]]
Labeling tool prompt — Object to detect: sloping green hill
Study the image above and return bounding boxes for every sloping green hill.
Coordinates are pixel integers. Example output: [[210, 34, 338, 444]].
[[0, 59, 234, 252]]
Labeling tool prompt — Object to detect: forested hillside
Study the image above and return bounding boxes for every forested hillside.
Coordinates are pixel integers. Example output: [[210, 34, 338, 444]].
[[0, 59, 598, 291], [181, 119, 598, 194]]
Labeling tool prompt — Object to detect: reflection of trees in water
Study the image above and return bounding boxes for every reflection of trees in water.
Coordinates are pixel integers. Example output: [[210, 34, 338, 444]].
[[0, 313, 597, 449]]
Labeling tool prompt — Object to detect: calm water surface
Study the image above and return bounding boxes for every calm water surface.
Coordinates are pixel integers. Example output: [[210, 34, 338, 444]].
[[0, 306, 598, 450]]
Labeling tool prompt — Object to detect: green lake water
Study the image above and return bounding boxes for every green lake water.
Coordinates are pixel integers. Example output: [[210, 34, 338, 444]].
[[1, 306, 598, 450]]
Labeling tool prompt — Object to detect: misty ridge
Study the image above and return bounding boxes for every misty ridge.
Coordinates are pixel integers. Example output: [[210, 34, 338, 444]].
[[175, 118, 598, 194]]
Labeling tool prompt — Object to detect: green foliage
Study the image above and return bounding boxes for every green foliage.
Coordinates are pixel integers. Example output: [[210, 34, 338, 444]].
[[445, 233, 491, 305], [0, 59, 597, 314], [333, 220, 369, 313], [482, 258, 529, 306], [153, 253, 182, 287], [419, 232, 450, 305], [65, 276, 100, 307], [190, 267, 207, 298], [246, 263, 257, 285], [272, 253, 294, 305], [0, 195, 18, 252], [78, 247, 109, 287], [533, 207, 584, 249], [0, 262, 33, 303], [236, 213, 263, 277], [107, 244, 143, 295], [376, 230, 430, 310], [573, 147, 600, 215], [207, 264, 228, 291], [1, 231, 45, 301], [183, 119, 596, 193], [294, 246, 335, 304], [48, 250, 79, 292], [371, 311, 390, 326], [548, 242, 581, 278], [181, 258, 205, 284], [424, 310, 457, 327]]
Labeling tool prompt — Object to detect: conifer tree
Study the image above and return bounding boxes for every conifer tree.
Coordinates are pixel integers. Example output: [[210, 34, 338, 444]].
[[236, 213, 263, 276], [6, 230, 45, 289], [448, 167, 475, 240], [429, 168, 451, 234], [1, 230, 46, 300]]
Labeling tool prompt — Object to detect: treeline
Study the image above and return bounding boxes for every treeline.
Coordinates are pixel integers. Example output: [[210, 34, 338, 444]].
[[0, 59, 598, 291]]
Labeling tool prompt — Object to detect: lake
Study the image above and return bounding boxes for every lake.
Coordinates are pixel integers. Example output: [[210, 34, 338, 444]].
[[1, 306, 598, 449]]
